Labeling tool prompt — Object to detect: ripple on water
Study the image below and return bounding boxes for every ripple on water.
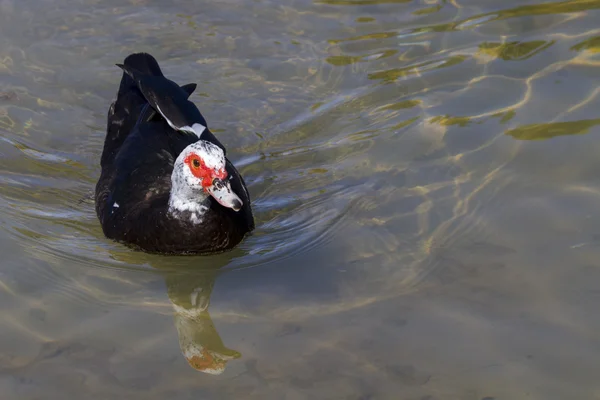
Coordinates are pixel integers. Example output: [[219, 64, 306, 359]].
[[0, 0, 572, 291], [2, 0, 600, 393]]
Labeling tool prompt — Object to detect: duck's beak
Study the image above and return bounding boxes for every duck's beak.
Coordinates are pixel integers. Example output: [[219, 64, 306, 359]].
[[206, 178, 242, 211]]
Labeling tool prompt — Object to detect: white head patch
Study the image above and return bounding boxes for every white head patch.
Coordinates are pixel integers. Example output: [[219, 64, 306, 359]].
[[168, 141, 227, 223], [187, 140, 226, 171]]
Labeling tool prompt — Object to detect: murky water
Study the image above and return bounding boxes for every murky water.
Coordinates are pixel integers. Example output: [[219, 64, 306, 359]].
[[2, 0, 600, 398]]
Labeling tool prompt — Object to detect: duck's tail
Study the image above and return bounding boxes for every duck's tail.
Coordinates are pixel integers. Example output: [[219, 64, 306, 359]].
[[123, 52, 163, 76], [101, 53, 167, 168], [116, 54, 199, 125], [116, 52, 163, 98]]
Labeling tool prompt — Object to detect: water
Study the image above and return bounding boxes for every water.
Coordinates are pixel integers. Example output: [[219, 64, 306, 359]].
[[1, 0, 600, 398]]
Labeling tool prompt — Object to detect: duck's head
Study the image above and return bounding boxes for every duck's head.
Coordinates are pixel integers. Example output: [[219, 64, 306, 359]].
[[169, 141, 242, 220]]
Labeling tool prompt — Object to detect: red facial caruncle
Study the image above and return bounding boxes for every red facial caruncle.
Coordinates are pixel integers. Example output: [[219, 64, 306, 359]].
[[184, 153, 228, 190]]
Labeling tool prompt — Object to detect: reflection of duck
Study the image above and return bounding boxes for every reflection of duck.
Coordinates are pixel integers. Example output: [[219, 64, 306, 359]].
[[95, 52, 254, 254], [107, 247, 243, 374], [164, 270, 241, 374]]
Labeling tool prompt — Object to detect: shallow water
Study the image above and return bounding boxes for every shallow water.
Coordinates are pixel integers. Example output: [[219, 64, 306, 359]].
[[2, 0, 600, 398]]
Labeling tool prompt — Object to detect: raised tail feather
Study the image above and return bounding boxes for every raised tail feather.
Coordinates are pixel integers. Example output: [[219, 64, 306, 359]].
[[102, 53, 168, 167], [116, 53, 163, 98], [122, 52, 163, 76]]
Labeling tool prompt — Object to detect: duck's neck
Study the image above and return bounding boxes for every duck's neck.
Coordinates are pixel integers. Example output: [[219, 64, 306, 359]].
[[168, 179, 210, 224]]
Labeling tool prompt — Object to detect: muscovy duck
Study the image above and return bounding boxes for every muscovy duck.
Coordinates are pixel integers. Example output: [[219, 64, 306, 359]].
[[95, 53, 255, 254]]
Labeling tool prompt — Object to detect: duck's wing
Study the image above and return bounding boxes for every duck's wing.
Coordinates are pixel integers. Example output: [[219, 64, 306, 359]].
[[98, 119, 191, 227], [116, 61, 226, 154], [137, 83, 197, 125]]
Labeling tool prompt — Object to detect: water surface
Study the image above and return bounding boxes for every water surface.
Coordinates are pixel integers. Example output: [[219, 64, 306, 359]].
[[2, 0, 600, 398]]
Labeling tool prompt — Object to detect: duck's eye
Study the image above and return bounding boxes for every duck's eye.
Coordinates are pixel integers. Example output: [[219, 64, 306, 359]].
[[192, 159, 200, 168]]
